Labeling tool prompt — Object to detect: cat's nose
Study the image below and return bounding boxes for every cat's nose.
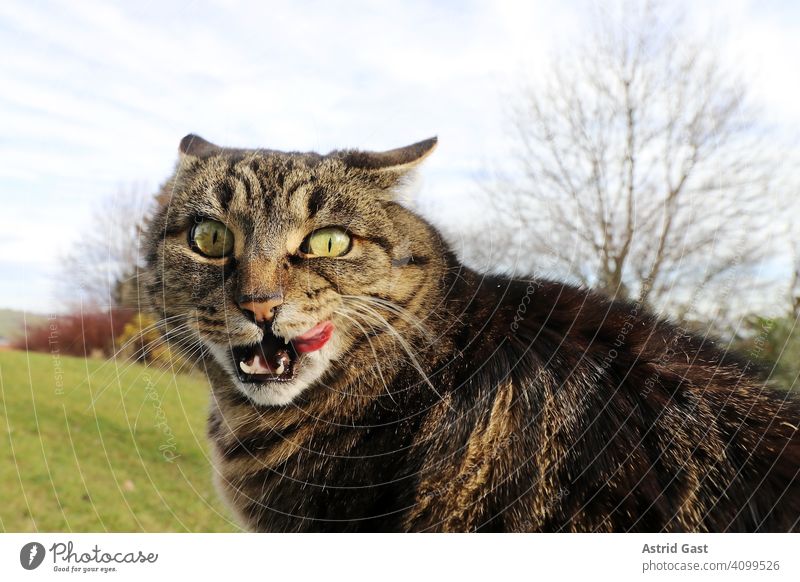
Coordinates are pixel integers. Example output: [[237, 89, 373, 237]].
[[237, 294, 284, 324]]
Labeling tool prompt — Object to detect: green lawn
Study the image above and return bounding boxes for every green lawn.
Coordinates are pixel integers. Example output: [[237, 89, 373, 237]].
[[0, 350, 238, 532]]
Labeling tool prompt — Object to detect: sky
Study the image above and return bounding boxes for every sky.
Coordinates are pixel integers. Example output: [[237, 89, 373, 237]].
[[1, 0, 799, 312]]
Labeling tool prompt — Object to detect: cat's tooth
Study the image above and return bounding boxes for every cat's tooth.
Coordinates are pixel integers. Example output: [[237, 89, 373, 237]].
[[252, 354, 268, 374], [240, 360, 255, 374], [275, 362, 285, 375]]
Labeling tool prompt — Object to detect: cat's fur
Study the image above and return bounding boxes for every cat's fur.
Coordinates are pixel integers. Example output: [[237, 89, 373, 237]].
[[142, 134, 800, 532]]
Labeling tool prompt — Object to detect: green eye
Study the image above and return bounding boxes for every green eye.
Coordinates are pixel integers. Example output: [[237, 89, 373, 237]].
[[190, 219, 234, 258], [301, 227, 352, 258]]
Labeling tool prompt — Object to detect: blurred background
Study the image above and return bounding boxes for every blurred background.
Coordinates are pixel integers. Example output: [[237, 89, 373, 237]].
[[1, 0, 798, 531]]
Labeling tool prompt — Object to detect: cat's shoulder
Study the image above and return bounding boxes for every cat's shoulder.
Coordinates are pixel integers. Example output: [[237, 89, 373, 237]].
[[485, 275, 762, 379], [485, 275, 657, 333]]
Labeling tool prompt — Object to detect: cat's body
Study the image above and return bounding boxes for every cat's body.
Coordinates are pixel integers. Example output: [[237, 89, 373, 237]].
[[144, 135, 799, 532]]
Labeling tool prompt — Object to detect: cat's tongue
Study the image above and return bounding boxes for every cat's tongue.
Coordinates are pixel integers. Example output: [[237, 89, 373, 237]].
[[291, 321, 334, 354]]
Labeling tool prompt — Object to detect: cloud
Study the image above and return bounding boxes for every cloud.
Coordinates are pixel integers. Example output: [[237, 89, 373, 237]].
[[0, 0, 798, 310]]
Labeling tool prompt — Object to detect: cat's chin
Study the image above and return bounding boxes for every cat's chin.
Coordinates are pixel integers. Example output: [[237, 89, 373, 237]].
[[232, 377, 312, 407]]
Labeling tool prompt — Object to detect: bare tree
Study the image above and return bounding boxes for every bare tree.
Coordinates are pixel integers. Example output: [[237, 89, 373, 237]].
[[61, 184, 152, 310], [486, 2, 781, 324]]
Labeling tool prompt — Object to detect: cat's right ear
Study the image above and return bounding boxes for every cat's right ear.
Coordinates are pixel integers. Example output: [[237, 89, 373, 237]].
[[338, 137, 438, 174], [334, 137, 438, 195], [179, 134, 219, 158]]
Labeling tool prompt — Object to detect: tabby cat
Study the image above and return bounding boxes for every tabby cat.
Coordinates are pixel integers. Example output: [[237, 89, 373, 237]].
[[142, 134, 799, 532]]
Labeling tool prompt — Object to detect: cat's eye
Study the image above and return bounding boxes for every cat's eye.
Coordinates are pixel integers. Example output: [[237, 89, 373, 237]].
[[190, 219, 234, 258], [300, 227, 352, 258]]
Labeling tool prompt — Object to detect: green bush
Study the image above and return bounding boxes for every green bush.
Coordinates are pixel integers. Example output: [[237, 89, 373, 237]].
[[736, 316, 800, 391]]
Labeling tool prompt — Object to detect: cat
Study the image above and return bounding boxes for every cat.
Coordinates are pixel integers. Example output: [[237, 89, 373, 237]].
[[142, 134, 800, 532]]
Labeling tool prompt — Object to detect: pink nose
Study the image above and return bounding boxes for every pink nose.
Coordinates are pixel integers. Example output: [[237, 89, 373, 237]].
[[238, 296, 283, 324]]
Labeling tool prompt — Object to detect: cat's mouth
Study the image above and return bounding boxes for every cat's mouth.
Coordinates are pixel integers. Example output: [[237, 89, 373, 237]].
[[229, 321, 334, 384]]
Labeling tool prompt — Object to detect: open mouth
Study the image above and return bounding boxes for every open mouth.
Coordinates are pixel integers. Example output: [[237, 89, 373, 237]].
[[230, 321, 334, 384]]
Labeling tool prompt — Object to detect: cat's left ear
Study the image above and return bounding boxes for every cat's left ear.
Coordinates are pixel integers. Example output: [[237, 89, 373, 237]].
[[337, 137, 438, 176], [178, 134, 220, 158]]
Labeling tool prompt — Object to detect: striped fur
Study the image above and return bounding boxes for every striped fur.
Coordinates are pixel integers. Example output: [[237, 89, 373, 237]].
[[142, 135, 800, 532]]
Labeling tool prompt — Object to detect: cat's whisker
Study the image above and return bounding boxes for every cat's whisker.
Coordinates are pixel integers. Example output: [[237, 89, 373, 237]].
[[132, 325, 204, 370], [341, 302, 445, 402], [103, 322, 199, 381], [344, 301, 427, 349], [89, 315, 190, 380], [343, 301, 426, 348], [351, 296, 429, 328], [76, 313, 194, 384], [344, 307, 459, 414], [128, 338, 208, 397], [334, 307, 397, 403], [117, 321, 196, 360], [125, 340, 210, 423], [341, 295, 432, 339], [118, 341, 203, 408], [84, 321, 200, 408]]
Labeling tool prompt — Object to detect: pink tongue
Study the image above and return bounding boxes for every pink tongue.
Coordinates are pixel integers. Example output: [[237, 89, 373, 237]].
[[292, 321, 334, 354]]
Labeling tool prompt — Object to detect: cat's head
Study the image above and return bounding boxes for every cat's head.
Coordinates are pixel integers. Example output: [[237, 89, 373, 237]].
[[143, 134, 445, 406]]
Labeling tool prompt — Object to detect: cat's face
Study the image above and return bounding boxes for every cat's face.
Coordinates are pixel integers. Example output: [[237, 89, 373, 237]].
[[144, 135, 440, 406]]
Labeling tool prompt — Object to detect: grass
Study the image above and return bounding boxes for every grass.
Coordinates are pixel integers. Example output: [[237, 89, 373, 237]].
[[0, 350, 238, 532]]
